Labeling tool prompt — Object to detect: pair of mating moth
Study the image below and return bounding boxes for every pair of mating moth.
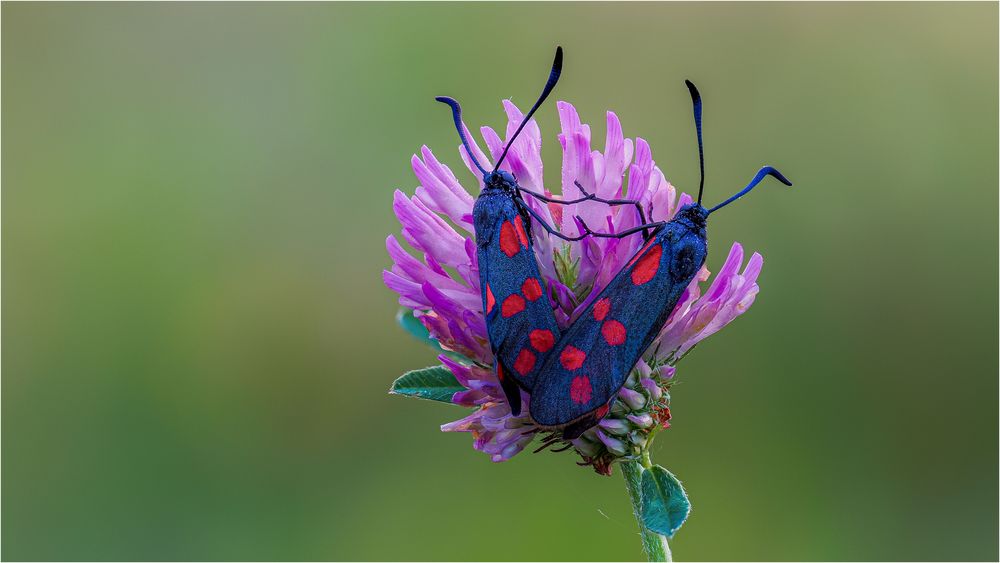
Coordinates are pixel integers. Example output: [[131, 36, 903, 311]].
[[434, 47, 791, 439]]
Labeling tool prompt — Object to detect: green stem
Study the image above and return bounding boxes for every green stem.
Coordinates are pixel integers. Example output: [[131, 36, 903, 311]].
[[621, 458, 672, 562]]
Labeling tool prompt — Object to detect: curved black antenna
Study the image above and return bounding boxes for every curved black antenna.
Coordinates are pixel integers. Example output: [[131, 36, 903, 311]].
[[493, 46, 563, 173], [707, 166, 792, 214], [435, 96, 489, 176], [685, 80, 705, 206]]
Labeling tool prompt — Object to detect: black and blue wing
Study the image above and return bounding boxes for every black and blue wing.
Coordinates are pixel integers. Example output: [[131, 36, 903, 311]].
[[474, 191, 562, 415], [529, 220, 707, 435]]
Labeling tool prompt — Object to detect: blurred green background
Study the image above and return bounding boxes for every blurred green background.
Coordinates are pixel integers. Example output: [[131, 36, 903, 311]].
[[3, 2, 997, 561]]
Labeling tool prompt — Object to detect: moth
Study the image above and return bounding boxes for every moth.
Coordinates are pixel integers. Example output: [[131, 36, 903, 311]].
[[529, 81, 793, 439], [434, 47, 644, 415]]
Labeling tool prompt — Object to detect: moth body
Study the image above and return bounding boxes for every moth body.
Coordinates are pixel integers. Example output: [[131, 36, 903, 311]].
[[473, 172, 561, 415]]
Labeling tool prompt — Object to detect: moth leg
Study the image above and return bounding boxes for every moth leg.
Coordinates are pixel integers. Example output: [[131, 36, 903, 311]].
[[495, 361, 523, 416], [518, 182, 654, 239], [575, 216, 666, 240], [522, 204, 591, 242], [572, 181, 649, 222], [573, 181, 652, 239], [517, 186, 597, 206], [532, 434, 563, 454], [518, 182, 653, 238], [517, 184, 646, 219]]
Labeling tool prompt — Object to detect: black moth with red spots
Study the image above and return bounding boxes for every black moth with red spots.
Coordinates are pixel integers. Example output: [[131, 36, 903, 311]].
[[473, 175, 563, 414], [437, 47, 578, 415], [529, 209, 708, 437], [529, 80, 791, 439]]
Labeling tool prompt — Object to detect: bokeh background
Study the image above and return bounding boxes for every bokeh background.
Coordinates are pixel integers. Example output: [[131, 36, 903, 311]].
[[3, 2, 997, 561]]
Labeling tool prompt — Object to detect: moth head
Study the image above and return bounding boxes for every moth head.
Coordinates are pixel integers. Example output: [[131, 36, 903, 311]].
[[675, 203, 708, 229], [485, 170, 518, 191]]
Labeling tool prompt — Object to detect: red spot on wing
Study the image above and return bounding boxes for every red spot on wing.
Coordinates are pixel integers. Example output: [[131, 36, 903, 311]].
[[529, 329, 554, 352], [514, 215, 529, 246], [593, 297, 611, 321], [521, 278, 542, 301], [627, 237, 657, 268], [496, 363, 504, 381], [501, 294, 525, 318], [514, 349, 535, 375], [500, 221, 520, 257], [560, 346, 586, 370], [485, 284, 495, 314], [602, 320, 627, 346], [631, 244, 662, 285], [570, 375, 592, 404], [595, 403, 610, 419]]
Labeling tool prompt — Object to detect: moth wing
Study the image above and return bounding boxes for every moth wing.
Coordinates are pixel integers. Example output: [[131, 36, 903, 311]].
[[529, 225, 705, 432], [475, 194, 561, 414]]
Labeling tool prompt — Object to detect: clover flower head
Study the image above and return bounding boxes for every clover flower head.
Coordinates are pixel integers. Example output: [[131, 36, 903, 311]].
[[385, 99, 763, 471]]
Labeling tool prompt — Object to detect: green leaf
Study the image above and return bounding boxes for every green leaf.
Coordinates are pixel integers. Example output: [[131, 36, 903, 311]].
[[396, 308, 474, 363], [640, 465, 691, 539], [389, 366, 465, 404], [396, 308, 444, 352]]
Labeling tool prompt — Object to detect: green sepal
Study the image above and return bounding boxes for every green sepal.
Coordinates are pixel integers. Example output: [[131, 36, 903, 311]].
[[389, 366, 465, 404], [553, 244, 580, 289], [396, 308, 444, 352], [640, 465, 691, 539]]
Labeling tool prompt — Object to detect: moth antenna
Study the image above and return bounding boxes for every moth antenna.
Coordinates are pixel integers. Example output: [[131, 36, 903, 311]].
[[685, 80, 706, 206], [435, 96, 490, 176], [493, 46, 563, 172], [707, 166, 793, 214]]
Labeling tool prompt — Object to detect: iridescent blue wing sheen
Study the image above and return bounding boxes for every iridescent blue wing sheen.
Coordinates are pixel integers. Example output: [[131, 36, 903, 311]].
[[529, 219, 707, 435], [474, 190, 561, 415]]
